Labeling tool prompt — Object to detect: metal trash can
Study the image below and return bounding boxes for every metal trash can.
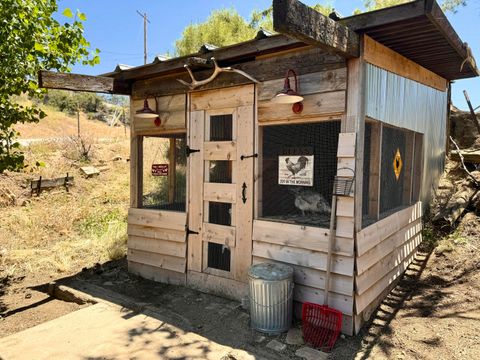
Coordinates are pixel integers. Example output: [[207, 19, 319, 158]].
[[248, 263, 294, 334]]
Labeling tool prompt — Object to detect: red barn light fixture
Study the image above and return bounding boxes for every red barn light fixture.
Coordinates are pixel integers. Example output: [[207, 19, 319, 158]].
[[271, 69, 304, 113], [135, 98, 159, 119]]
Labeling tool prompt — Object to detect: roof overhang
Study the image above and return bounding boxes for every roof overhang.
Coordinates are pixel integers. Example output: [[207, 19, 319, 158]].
[[340, 0, 479, 80]]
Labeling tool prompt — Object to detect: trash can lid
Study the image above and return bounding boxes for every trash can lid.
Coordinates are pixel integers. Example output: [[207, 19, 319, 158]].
[[248, 263, 294, 281]]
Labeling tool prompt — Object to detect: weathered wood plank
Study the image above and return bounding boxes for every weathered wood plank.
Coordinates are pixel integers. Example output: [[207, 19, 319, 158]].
[[355, 237, 421, 313], [253, 256, 354, 296], [356, 219, 422, 275], [356, 202, 423, 256], [132, 47, 346, 99], [127, 249, 186, 273], [252, 219, 354, 256], [39, 70, 130, 95], [363, 36, 447, 91], [202, 223, 236, 247], [203, 183, 236, 203], [336, 216, 354, 239], [203, 141, 236, 161], [30, 176, 73, 190], [187, 110, 205, 272], [191, 85, 254, 111], [128, 235, 187, 258], [257, 68, 347, 101], [132, 94, 186, 134], [258, 91, 346, 123], [294, 284, 354, 315], [336, 197, 355, 218], [337, 132, 356, 157], [234, 103, 255, 282], [127, 224, 186, 243], [356, 231, 422, 295], [252, 241, 354, 277], [128, 208, 187, 232], [272, 0, 359, 58], [128, 261, 186, 286]]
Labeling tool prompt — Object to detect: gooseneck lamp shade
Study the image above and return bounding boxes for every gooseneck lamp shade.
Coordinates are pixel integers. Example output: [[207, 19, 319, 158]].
[[135, 98, 158, 119], [271, 69, 304, 104]]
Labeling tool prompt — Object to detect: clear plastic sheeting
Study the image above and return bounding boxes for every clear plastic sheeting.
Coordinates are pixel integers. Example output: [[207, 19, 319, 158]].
[[365, 64, 448, 205]]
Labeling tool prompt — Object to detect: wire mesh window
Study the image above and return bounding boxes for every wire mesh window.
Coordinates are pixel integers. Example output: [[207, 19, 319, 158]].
[[140, 135, 187, 211], [207, 242, 231, 271], [259, 121, 340, 228], [210, 114, 233, 141], [362, 121, 422, 227]]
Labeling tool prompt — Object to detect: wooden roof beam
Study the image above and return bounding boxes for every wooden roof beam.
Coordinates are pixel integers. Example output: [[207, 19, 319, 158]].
[[38, 71, 131, 95], [272, 0, 360, 58]]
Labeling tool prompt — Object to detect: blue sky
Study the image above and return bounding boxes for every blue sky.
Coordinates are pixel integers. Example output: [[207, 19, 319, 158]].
[[58, 0, 479, 110]]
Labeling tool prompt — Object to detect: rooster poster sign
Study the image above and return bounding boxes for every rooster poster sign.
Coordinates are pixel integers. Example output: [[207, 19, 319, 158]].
[[278, 155, 314, 186]]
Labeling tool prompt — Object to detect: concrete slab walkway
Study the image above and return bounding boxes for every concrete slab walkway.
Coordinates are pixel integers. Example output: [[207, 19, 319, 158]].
[[0, 302, 257, 360]]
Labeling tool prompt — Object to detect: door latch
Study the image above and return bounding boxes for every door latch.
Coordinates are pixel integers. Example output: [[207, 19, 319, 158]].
[[187, 228, 199, 235], [242, 182, 247, 204], [186, 146, 200, 157]]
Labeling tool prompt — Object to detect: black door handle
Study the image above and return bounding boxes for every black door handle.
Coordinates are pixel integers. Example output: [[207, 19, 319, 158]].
[[242, 182, 247, 204]]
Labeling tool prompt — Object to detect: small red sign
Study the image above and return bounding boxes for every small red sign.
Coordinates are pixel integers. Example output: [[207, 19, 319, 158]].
[[151, 164, 168, 176]]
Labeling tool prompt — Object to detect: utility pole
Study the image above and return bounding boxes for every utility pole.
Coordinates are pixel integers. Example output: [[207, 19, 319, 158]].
[[136, 10, 150, 65]]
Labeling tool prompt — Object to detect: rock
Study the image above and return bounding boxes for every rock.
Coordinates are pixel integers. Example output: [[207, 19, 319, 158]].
[[285, 327, 304, 345], [295, 346, 329, 360], [255, 335, 266, 344], [103, 281, 114, 286], [266, 340, 286, 352]]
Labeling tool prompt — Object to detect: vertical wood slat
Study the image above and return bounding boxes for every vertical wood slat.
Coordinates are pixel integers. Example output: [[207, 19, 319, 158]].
[[234, 103, 255, 282], [168, 138, 177, 204], [368, 122, 381, 220], [187, 110, 205, 272]]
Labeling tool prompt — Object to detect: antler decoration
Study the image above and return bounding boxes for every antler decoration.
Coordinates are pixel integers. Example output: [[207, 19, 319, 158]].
[[177, 57, 259, 90]]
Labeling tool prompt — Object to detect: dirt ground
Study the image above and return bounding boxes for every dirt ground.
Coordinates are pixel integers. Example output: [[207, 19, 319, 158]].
[[2, 226, 478, 360]]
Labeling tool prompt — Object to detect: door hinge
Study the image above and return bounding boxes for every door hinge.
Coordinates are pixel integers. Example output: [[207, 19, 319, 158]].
[[242, 182, 247, 204], [187, 228, 199, 235], [186, 146, 200, 157]]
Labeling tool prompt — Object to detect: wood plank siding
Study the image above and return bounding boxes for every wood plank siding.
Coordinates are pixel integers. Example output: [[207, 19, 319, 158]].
[[354, 202, 423, 330], [127, 209, 188, 286]]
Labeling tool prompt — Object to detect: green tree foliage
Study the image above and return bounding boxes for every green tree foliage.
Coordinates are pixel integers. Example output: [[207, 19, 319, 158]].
[[44, 90, 104, 115], [362, 0, 468, 12], [0, 0, 99, 172], [174, 3, 334, 57], [175, 9, 257, 57], [442, 0, 467, 12]]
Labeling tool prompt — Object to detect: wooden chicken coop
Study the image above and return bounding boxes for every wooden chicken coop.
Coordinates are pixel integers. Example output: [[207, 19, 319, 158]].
[[40, 0, 478, 335]]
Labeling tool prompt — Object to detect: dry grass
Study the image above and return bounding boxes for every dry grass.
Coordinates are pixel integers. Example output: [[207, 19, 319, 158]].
[[14, 95, 128, 140], [0, 111, 131, 278]]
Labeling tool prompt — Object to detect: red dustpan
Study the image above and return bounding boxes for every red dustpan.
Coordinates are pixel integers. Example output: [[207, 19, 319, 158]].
[[302, 190, 343, 352]]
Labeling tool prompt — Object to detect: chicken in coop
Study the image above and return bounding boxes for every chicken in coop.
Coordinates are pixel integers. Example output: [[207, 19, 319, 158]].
[[285, 156, 309, 178], [290, 188, 331, 216]]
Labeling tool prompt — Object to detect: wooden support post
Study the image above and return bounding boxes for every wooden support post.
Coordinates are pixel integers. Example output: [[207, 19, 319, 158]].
[[37, 176, 42, 196], [463, 90, 480, 133], [344, 44, 366, 231], [168, 138, 177, 204], [368, 122, 381, 221], [272, 0, 360, 58]]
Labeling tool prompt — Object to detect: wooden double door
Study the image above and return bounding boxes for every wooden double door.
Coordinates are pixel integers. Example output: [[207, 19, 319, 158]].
[[187, 85, 255, 283]]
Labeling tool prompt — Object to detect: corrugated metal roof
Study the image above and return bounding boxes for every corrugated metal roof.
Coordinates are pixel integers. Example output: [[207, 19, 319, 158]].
[[340, 0, 478, 80]]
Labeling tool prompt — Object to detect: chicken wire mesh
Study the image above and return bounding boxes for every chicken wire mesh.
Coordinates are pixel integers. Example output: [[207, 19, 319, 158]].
[[363, 122, 421, 228], [260, 121, 341, 228], [141, 135, 187, 211]]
